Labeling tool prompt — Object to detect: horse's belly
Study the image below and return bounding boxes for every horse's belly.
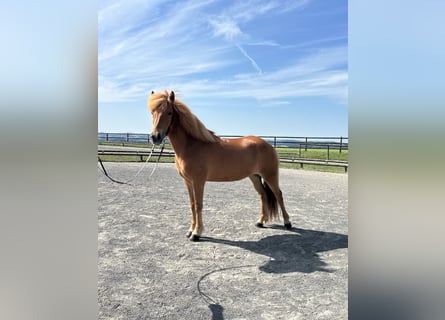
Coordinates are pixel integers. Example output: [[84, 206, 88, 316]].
[[206, 172, 249, 182], [205, 159, 257, 182]]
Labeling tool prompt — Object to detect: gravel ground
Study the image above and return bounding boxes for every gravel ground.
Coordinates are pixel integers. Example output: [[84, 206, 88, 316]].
[[98, 163, 348, 319]]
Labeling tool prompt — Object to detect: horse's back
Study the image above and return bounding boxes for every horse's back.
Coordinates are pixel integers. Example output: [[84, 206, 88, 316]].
[[233, 135, 277, 157]]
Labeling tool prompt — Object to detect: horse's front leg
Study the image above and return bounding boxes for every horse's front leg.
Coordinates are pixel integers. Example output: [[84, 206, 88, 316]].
[[184, 180, 196, 238], [190, 181, 205, 242]]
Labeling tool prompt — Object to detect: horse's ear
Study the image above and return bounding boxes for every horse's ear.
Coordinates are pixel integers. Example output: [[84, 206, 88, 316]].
[[169, 91, 175, 103]]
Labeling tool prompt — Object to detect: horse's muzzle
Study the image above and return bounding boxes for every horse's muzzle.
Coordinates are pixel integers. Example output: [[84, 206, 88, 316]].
[[151, 132, 164, 145]]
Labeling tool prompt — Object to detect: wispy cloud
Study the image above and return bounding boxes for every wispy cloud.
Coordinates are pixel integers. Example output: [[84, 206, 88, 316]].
[[99, 0, 347, 105], [168, 45, 347, 104], [209, 16, 242, 41], [208, 13, 264, 74], [221, 0, 309, 23], [206, 0, 310, 73], [246, 40, 281, 47], [99, 0, 232, 102], [98, 79, 147, 103]]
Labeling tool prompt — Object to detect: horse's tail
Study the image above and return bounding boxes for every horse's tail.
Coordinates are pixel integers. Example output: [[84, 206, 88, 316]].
[[263, 181, 279, 222]]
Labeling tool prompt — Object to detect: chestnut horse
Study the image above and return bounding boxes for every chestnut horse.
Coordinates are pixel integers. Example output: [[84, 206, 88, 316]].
[[148, 90, 292, 241]]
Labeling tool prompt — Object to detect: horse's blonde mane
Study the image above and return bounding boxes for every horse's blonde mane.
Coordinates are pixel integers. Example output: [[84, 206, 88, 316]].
[[149, 90, 219, 143]]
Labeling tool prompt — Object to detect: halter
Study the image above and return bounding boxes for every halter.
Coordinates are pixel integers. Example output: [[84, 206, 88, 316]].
[[98, 100, 175, 185]]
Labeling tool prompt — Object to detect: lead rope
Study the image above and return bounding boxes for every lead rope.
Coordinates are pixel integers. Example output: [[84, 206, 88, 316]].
[[98, 139, 167, 186]]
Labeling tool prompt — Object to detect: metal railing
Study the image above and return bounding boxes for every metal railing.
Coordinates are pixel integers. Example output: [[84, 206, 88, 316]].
[[98, 132, 348, 151], [98, 133, 348, 171]]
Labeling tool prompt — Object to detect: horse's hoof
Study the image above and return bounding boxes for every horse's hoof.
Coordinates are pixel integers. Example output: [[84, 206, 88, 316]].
[[189, 234, 200, 242], [255, 222, 264, 228], [186, 231, 192, 238], [284, 222, 292, 230]]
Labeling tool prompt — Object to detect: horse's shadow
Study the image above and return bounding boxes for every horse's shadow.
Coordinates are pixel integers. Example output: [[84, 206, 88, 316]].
[[201, 226, 348, 273]]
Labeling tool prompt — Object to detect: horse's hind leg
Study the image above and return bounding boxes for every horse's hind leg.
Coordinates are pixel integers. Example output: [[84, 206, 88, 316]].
[[249, 174, 268, 228], [263, 174, 292, 230]]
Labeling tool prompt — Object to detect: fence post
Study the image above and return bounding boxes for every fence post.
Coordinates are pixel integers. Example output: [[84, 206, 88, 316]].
[[305, 137, 308, 151], [273, 137, 277, 148], [327, 145, 330, 160], [106, 133, 108, 142], [339, 137, 343, 153], [299, 143, 302, 158]]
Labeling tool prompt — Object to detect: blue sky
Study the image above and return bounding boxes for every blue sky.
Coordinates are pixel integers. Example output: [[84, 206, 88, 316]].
[[98, 0, 347, 137]]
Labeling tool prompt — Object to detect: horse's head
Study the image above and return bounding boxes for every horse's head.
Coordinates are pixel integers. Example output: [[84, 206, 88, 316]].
[[147, 90, 175, 145]]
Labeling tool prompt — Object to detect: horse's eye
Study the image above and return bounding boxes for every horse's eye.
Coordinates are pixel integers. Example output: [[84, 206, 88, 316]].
[[168, 112, 172, 116]]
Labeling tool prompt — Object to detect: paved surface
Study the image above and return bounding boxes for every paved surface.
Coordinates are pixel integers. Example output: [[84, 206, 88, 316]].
[[98, 163, 348, 319]]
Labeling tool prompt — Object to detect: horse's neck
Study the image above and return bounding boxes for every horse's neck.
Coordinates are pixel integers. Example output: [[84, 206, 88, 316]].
[[167, 123, 195, 156]]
